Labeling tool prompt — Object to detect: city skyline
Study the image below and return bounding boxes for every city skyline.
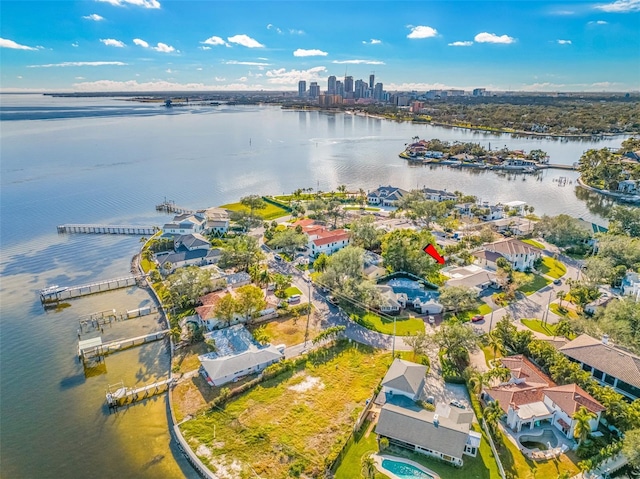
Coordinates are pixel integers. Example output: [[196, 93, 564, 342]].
[[1, 0, 639, 93]]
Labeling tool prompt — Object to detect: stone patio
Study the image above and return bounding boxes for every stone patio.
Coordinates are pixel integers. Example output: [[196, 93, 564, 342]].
[[500, 421, 576, 461]]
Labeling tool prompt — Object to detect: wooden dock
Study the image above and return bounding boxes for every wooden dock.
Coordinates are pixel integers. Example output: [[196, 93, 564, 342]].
[[39, 275, 145, 304], [57, 224, 157, 235], [543, 163, 578, 171], [78, 329, 170, 363], [155, 200, 194, 215], [78, 306, 159, 334], [106, 377, 176, 408]]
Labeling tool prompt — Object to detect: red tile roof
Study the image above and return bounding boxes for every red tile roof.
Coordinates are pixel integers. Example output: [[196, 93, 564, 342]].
[[312, 230, 350, 247], [499, 355, 556, 387], [544, 384, 605, 416]]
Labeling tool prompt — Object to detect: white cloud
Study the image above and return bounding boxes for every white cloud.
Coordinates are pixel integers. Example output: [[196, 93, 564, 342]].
[[153, 42, 175, 53], [133, 38, 149, 48], [27, 61, 127, 67], [557, 39, 572, 45], [71, 79, 265, 91], [100, 38, 125, 47], [83, 13, 105, 21], [293, 48, 328, 57], [227, 34, 264, 48], [588, 20, 609, 24], [332, 59, 385, 65], [238, 76, 248, 82], [17, 75, 23, 79], [551, 9, 575, 15], [196, 67, 202, 71], [225, 60, 271, 66], [202, 36, 228, 46], [407, 25, 438, 39], [0, 37, 39, 50], [362, 39, 382, 45], [267, 24, 283, 34], [448, 41, 473, 47], [215, 76, 226, 81], [199, 46, 211, 50], [265, 66, 327, 85], [595, 0, 640, 12], [474, 32, 515, 44], [289, 29, 305, 35], [165, 68, 172, 73], [257, 57, 269, 60], [96, 0, 161, 9], [72, 42, 79, 47], [75, 76, 85, 80]]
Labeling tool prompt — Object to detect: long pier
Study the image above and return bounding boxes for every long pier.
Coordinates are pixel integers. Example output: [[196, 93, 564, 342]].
[[57, 224, 157, 235], [543, 163, 578, 171], [78, 306, 159, 334], [39, 275, 145, 304], [155, 200, 194, 215], [78, 329, 170, 363], [106, 378, 176, 408]]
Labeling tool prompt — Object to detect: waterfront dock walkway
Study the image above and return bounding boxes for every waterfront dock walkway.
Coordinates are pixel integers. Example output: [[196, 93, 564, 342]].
[[57, 224, 156, 235], [106, 377, 176, 408], [39, 275, 146, 304], [78, 329, 170, 363], [77, 306, 159, 334], [155, 200, 194, 215]]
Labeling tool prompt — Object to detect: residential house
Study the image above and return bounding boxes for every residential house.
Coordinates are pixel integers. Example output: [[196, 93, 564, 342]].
[[454, 203, 474, 217], [443, 264, 499, 294], [199, 207, 230, 236], [480, 205, 505, 221], [473, 250, 503, 271], [584, 293, 615, 315], [481, 355, 605, 438], [623, 150, 640, 162], [196, 290, 277, 331], [155, 247, 221, 273], [559, 334, 640, 400], [376, 404, 479, 466], [162, 213, 206, 236], [174, 233, 210, 251], [380, 358, 427, 401], [423, 187, 457, 202], [479, 238, 541, 271], [309, 229, 351, 257], [376, 285, 404, 314], [504, 200, 527, 215], [198, 325, 284, 386], [364, 264, 386, 280], [621, 271, 640, 301], [617, 179, 638, 194], [367, 185, 409, 207]]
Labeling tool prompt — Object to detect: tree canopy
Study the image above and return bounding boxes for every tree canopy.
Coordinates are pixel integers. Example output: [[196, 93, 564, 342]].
[[438, 286, 478, 315], [533, 214, 592, 248], [235, 284, 267, 321], [165, 266, 213, 309], [219, 235, 265, 271], [381, 229, 442, 279]]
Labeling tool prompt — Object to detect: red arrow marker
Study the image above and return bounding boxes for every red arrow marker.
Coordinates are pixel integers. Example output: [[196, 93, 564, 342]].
[[423, 244, 445, 264]]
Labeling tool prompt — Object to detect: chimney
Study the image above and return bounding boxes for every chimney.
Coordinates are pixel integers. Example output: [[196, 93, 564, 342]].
[[602, 334, 609, 345]]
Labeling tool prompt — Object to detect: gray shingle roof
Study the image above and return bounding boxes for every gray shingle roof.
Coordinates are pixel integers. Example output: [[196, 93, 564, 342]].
[[376, 404, 470, 459], [199, 346, 283, 383], [559, 334, 640, 389], [381, 359, 427, 397]]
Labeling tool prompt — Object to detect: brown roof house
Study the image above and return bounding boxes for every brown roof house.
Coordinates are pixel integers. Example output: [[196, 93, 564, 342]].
[[476, 238, 541, 272], [482, 355, 605, 438]]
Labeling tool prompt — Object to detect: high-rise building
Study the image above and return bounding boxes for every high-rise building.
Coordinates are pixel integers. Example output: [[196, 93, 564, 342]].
[[309, 82, 320, 99], [374, 82, 383, 101], [354, 79, 366, 99], [344, 76, 353, 94], [298, 80, 306, 98], [327, 76, 336, 95], [369, 74, 375, 90], [336, 80, 344, 97]]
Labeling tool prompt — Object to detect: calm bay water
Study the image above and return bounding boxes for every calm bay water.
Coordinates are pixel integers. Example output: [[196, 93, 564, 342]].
[[0, 94, 626, 478]]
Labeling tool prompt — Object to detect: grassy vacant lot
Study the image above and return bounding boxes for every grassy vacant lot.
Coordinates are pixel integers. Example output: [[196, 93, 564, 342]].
[[549, 303, 579, 320], [521, 319, 575, 340], [220, 201, 289, 220], [518, 273, 552, 295], [180, 342, 392, 479], [538, 257, 567, 279], [252, 315, 321, 347], [447, 303, 492, 322], [522, 239, 545, 249], [346, 307, 425, 336]]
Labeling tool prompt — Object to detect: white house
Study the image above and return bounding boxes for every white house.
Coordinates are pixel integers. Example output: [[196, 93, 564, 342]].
[[376, 285, 403, 314], [155, 248, 221, 273], [481, 238, 541, 271], [422, 187, 457, 202], [504, 200, 527, 215], [200, 207, 230, 236], [162, 213, 206, 236], [621, 271, 640, 301], [480, 205, 505, 221], [198, 325, 284, 386], [309, 229, 351, 257], [584, 294, 615, 315], [367, 186, 409, 207], [380, 358, 427, 401]]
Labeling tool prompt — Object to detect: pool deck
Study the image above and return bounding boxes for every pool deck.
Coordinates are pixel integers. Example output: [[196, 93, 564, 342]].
[[372, 454, 441, 479], [501, 423, 574, 461]]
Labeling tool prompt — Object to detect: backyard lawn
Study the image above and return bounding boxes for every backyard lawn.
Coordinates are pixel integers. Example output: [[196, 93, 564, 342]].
[[334, 423, 390, 479], [179, 342, 392, 479], [538, 257, 567, 279], [518, 274, 552, 295], [522, 239, 545, 249], [521, 318, 575, 340], [220, 201, 289, 220]]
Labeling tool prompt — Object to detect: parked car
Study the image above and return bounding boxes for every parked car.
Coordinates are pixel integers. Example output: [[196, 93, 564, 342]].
[[427, 315, 435, 325], [450, 400, 466, 409], [287, 294, 301, 304], [274, 254, 282, 261], [553, 278, 562, 285], [471, 314, 484, 322], [426, 396, 435, 405], [327, 295, 338, 306]]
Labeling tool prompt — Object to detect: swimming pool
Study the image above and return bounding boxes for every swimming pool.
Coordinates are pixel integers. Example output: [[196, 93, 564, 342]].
[[519, 430, 558, 451], [381, 458, 435, 479], [385, 278, 439, 302]]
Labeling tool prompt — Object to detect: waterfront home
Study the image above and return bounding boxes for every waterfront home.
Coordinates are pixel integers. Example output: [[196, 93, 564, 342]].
[[155, 247, 221, 273], [617, 179, 638, 194], [454, 203, 474, 217], [174, 233, 210, 251], [502, 158, 538, 169], [379, 358, 427, 401], [621, 271, 640, 301], [198, 325, 284, 386], [422, 187, 457, 202], [558, 334, 640, 400], [504, 200, 527, 215], [162, 213, 206, 236], [481, 355, 605, 438], [624, 150, 640, 162], [477, 238, 541, 271], [199, 207, 230, 236], [196, 289, 277, 330], [367, 186, 409, 207], [480, 205, 505, 221]]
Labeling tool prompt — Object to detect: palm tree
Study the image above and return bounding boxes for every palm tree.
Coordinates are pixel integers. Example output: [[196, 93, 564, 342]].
[[468, 372, 485, 395], [555, 320, 574, 339], [556, 290, 566, 309], [573, 406, 596, 446], [483, 400, 504, 433], [258, 268, 273, 291], [361, 454, 376, 479], [248, 264, 262, 284], [487, 332, 503, 362]]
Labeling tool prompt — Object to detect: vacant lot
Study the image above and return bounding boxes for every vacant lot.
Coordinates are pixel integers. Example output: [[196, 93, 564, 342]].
[[538, 257, 567, 279], [220, 201, 289, 220], [179, 342, 392, 479], [252, 314, 322, 347], [518, 273, 552, 295]]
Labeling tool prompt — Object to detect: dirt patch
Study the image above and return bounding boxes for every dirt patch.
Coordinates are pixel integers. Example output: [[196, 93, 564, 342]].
[[288, 375, 324, 393]]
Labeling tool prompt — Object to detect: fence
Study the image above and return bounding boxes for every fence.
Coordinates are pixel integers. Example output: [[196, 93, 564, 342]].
[[481, 418, 507, 479]]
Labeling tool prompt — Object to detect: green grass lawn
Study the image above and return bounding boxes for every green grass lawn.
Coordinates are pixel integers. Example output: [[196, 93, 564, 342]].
[[180, 342, 392, 479], [518, 273, 552, 295], [522, 239, 545, 249], [284, 286, 302, 297], [334, 424, 390, 479], [538, 257, 567, 279], [549, 303, 579, 320], [343, 206, 380, 211], [521, 318, 559, 337], [220, 201, 289, 220], [447, 303, 492, 322], [345, 307, 425, 336], [481, 344, 503, 367]]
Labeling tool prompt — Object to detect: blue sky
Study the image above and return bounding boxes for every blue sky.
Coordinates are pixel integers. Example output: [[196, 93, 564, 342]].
[[1, 0, 639, 92]]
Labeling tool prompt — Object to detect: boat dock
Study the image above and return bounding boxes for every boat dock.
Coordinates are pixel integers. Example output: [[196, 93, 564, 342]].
[[57, 224, 156, 235], [39, 275, 146, 304], [543, 163, 578, 171], [155, 200, 194, 215], [106, 378, 176, 408], [78, 329, 170, 363], [78, 306, 159, 334]]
